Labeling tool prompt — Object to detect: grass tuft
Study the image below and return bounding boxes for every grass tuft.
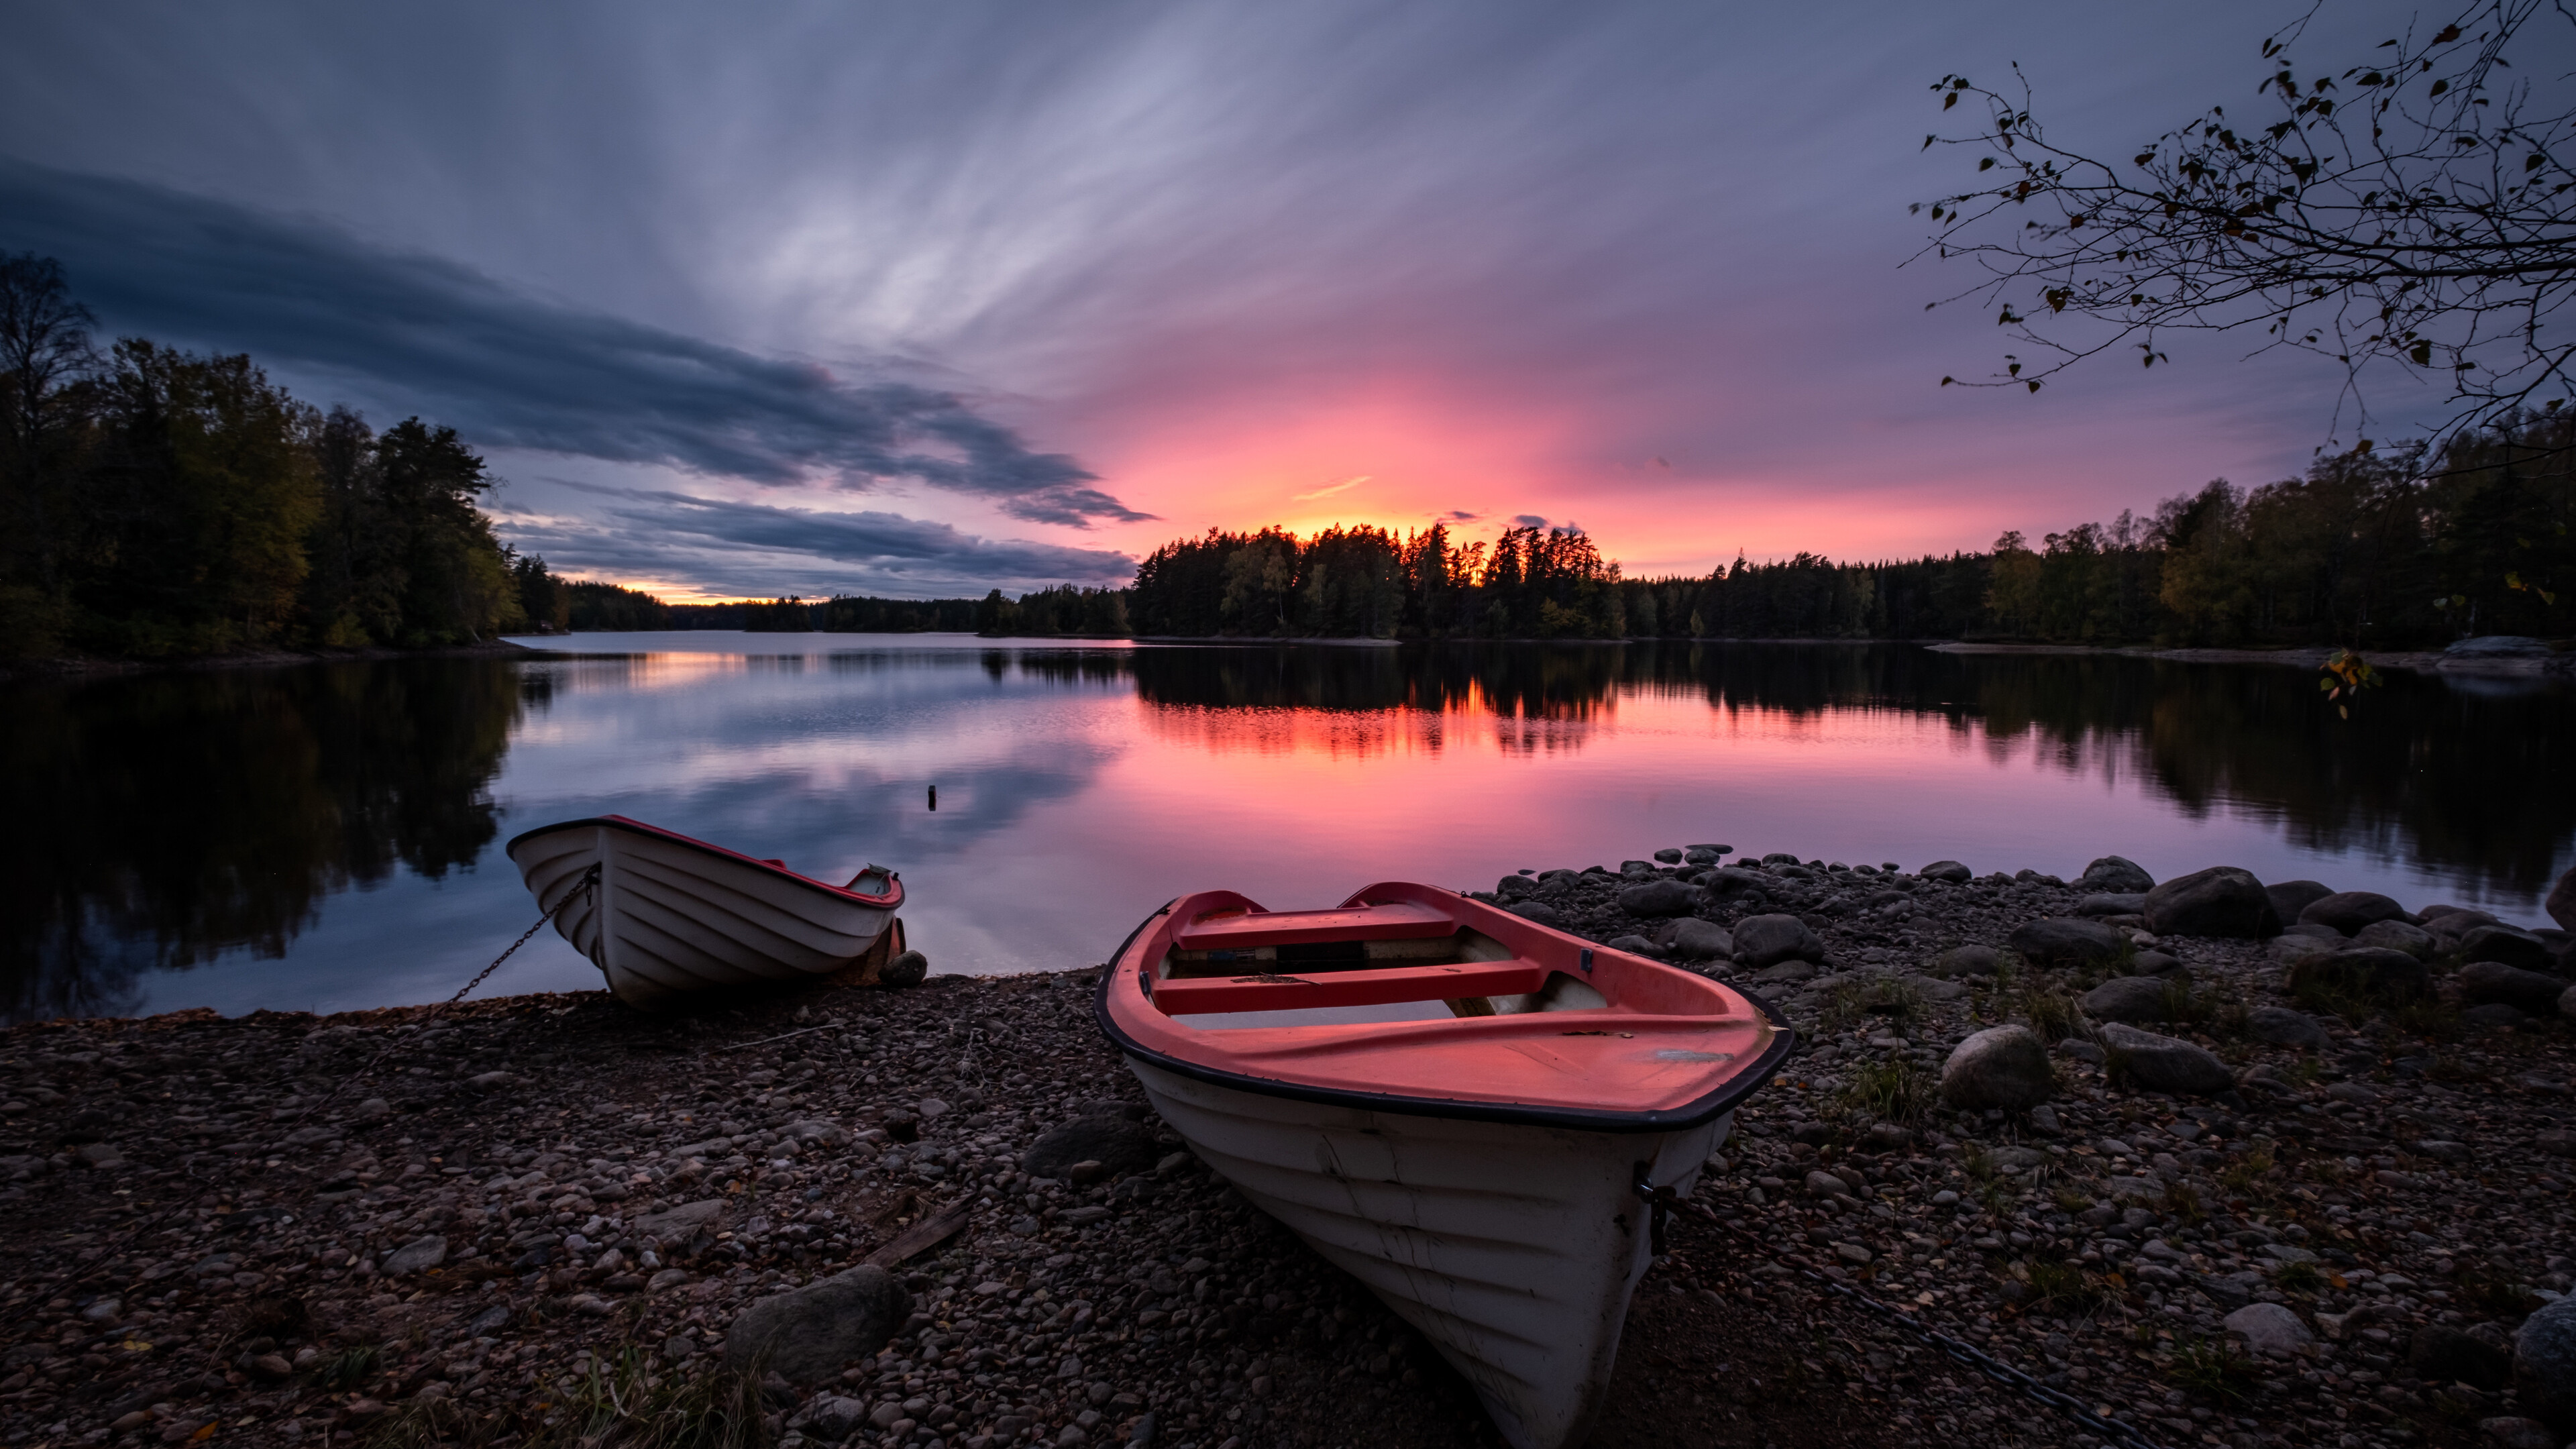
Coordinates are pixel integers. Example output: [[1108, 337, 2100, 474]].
[[2165, 1334, 2261, 1403], [2218, 1145, 2278, 1199], [2016, 987, 2084, 1044], [1830, 1058, 1935, 1126], [2274, 1260, 2327, 1295], [317, 1344, 383, 1393]]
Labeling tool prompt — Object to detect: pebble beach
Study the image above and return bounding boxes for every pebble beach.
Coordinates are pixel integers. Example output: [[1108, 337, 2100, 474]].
[[2, 853, 2572, 1449]]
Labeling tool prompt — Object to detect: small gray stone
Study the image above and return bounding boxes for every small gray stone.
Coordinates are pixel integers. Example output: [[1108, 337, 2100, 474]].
[[1024, 1116, 1159, 1179], [1615, 879, 1699, 917], [1919, 861, 1972, 883], [2074, 894, 2148, 918], [2300, 891, 2407, 935], [1732, 914, 1825, 969], [2078, 856, 2155, 893], [879, 950, 929, 989], [2009, 917, 2131, 967], [2100, 1024, 2234, 1096], [2224, 1302, 2314, 1355], [2144, 866, 2279, 938], [635, 1199, 725, 1241], [1928, 944, 1999, 978], [2562, 982, 2576, 1024], [1604, 934, 1661, 957], [382, 1236, 449, 1276], [1652, 848, 1683, 864], [1506, 901, 1566, 927], [1495, 874, 1536, 899], [1682, 845, 1728, 865], [1939, 1026, 2053, 1111], [2551, 865, 2576, 932], [2130, 950, 2187, 976], [798, 1394, 872, 1440], [2462, 1002, 2529, 1031], [2080, 976, 2175, 1026], [2245, 1006, 2328, 1049], [725, 1265, 908, 1385], [1665, 918, 1734, 962]]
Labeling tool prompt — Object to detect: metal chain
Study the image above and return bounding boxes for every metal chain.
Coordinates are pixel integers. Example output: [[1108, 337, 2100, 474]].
[[48, 865, 599, 1297], [1636, 1170, 2170, 1449]]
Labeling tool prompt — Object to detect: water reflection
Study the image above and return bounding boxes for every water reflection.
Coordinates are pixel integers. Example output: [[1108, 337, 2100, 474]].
[[0, 638, 2566, 1023], [0, 660, 529, 1021]]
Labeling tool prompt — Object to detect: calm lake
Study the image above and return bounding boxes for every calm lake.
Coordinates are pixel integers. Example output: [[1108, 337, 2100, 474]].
[[5, 634, 2569, 1024]]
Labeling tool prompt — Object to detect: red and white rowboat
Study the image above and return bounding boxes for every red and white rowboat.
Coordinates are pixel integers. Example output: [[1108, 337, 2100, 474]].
[[1093, 881, 1790, 1449], [505, 815, 904, 1010]]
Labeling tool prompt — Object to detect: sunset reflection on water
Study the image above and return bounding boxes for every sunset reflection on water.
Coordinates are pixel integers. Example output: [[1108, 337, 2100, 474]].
[[1, 635, 2565, 1022]]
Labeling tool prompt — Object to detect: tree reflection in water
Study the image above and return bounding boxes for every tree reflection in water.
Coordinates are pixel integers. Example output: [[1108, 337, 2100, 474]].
[[0, 659, 529, 1022], [0, 642, 2564, 1024], [1130, 643, 2574, 892]]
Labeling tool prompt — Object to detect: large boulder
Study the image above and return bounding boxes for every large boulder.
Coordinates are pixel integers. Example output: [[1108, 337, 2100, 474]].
[[725, 1265, 908, 1384], [2144, 867, 2279, 938], [2514, 1294, 2576, 1434], [2351, 920, 2436, 959], [2300, 892, 2407, 936], [1615, 878, 1700, 917], [1732, 914, 1825, 969], [1939, 1026, 2053, 1111], [2265, 880, 2335, 926], [2008, 917, 2131, 967], [2410, 1324, 2513, 1390], [2245, 1006, 2328, 1049], [2564, 982, 2576, 1024], [2099, 1024, 2235, 1095], [2078, 856, 2155, 894], [2459, 961, 2575, 1016], [2461, 924, 2554, 971], [2551, 866, 2576, 932], [2286, 947, 2431, 1003], [1918, 861, 1972, 883], [2074, 894, 2148, 918], [1665, 918, 1734, 962], [1495, 874, 1537, 900], [2080, 976, 2176, 1026], [1023, 1114, 1160, 1180]]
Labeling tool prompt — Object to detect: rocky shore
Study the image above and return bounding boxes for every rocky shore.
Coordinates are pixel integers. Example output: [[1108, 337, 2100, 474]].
[[3, 855, 2573, 1449]]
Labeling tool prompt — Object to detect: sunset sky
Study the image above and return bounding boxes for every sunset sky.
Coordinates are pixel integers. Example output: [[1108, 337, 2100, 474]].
[[0, 0, 2443, 600]]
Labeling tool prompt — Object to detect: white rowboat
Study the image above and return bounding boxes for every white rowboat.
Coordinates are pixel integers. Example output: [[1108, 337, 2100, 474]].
[[506, 815, 904, 1010], [1094, 883, 1790, 1449]]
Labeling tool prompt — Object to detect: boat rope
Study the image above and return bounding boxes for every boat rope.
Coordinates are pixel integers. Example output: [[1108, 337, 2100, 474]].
[[47, 864, 600, 1297], [1635, 1167, 2171, 1449]]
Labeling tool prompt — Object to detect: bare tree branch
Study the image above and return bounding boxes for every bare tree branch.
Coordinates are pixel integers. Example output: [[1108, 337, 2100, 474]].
[[1912, 0, 2576, 458]]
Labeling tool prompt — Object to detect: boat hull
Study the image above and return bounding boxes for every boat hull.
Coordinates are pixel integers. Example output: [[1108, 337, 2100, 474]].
[[1121, 1055, 1725, 1449], [506, 817, 901, 1010]]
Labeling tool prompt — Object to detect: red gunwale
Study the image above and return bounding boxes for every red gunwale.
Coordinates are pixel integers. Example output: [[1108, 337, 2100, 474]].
[[502, 815, 905, 909], [1095, 881, 1792, 1130]]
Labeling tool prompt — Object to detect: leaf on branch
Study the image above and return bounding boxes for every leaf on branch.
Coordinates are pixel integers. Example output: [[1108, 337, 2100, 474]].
[[1941, 376, 1956, 385], [1978, 156, 1995, 170], [2027, 380, 2041, 393], [2433, 23, 2460, 43], [1945, 92, 1959, 110], [2428, 79, 2449, 97]]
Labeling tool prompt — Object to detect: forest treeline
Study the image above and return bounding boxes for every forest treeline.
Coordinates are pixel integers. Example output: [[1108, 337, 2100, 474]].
[[0, 255, 567, 657], [1121, 417, 2573, 645]]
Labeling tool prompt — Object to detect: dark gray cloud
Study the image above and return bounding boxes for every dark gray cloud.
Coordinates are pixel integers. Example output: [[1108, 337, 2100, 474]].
[[502, 480, 1134, 596], [0, 157, 1149, 528], [1508, 514, 1548, 529]]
